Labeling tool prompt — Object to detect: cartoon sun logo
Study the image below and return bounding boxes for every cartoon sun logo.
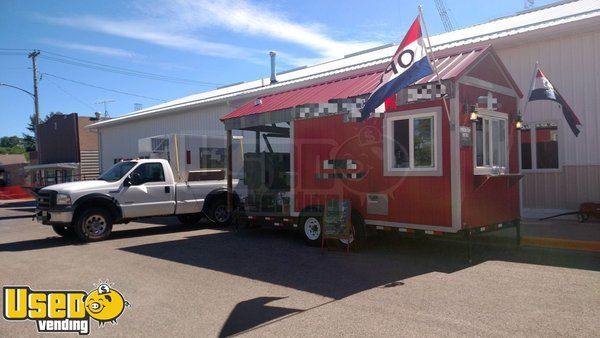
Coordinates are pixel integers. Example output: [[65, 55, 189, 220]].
[[85, 281, 130, 326]]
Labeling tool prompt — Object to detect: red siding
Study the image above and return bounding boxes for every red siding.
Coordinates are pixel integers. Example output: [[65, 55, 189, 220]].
[[459, 84, 520, 228], [294, 100, 452, 227]]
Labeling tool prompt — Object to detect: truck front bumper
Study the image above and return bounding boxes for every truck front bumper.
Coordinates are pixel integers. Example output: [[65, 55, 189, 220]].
[[36, 209, 73, 225]]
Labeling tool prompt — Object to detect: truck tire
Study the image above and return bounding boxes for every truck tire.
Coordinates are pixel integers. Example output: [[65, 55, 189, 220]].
[[207, 199, 231, 226], [301, 215, 323, 246], [73, 208, 113, 242], [52, 225, 75, 238], [177, 213, 202, 225]]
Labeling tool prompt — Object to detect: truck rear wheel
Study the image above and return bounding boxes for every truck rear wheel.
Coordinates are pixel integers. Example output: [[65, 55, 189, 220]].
[[208, 200, 231, 226], [52, 225, 75, 238], [73, 208, 113, 242]]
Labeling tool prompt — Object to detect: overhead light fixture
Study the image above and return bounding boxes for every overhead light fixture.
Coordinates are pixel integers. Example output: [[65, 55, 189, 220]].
[[515, 114, 523, 130], [469, 104, 479, 122]]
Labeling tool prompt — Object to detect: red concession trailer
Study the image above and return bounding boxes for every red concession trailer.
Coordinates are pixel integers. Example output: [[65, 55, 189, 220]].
[[222, 45, 523, 254]]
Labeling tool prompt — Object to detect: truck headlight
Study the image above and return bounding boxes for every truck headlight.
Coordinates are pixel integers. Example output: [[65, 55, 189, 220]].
[[56, 193, 72, 206]]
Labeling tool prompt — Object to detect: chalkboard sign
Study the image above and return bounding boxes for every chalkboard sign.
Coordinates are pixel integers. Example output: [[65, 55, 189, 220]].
[[322, 200, 351, 240]]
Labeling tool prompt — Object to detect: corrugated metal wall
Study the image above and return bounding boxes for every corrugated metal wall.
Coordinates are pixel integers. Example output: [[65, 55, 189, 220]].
[[98, 102, 238, 171], [498, 29, 600, 209]]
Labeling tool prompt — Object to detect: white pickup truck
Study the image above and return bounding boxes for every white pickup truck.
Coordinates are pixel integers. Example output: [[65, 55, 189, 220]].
[[35, 159, 240, 242]]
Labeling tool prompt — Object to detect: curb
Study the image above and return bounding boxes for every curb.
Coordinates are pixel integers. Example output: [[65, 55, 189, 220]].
[[522, 236, 600, 252]]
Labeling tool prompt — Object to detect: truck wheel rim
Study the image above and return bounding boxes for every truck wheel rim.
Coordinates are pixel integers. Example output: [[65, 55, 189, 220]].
[[304, 217, 321, 241], [214, 205, 229, 223], [84, 215, 107, 238]]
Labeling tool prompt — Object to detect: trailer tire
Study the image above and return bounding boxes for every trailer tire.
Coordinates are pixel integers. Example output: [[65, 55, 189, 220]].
[[301, 215, 323, 246], [52, 225, 75, 238], [73, 208, 113, 242], [339, 209, 366, 249], [577, 212, 590, 223], [177, 213, 203, 225]]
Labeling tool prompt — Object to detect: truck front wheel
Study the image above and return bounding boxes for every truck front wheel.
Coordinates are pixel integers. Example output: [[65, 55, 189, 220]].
[[73, 208, 113, 242], [52, 225, 75, 238]]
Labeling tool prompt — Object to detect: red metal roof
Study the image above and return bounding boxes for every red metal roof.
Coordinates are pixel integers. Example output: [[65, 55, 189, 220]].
[[222, 45, 519, 122], [222, 71, 383, 121]]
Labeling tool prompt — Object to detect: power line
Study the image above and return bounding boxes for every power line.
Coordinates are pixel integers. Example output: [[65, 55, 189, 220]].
[[44, 77, 96, 111], [41, 72, 167, 102], [38, 50, 223, 86]]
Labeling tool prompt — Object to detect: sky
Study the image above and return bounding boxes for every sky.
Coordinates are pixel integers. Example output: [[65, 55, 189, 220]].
[[0, 0, 557, 137]]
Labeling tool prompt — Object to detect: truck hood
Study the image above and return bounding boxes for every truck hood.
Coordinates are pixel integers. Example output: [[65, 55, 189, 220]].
[[42, 180, 117, 193]]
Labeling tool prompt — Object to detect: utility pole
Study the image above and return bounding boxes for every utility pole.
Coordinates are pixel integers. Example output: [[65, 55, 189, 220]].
[[28, 50, 41, 151]]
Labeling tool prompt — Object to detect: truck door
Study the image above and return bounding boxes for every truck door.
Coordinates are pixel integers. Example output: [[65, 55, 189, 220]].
[[118, 162, 176, 218]]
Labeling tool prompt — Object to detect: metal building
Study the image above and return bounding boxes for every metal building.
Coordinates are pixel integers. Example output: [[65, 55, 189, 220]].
[[88, 0, 600, 217]]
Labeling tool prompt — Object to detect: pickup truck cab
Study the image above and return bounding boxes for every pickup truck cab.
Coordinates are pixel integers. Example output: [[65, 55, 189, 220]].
[[35, 159, 240, 242]]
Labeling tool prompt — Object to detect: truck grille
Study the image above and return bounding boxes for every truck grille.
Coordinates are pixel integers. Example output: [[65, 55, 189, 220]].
[[37, 190, 56, 209]]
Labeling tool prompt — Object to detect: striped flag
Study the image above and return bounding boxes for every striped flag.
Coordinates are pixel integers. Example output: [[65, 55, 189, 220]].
[[528, 67, 582, 136], [359, 16, 433, 121]]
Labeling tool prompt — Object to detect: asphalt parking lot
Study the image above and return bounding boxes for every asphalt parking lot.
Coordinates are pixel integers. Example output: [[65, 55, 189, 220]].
[[1, 202, 599, 337]]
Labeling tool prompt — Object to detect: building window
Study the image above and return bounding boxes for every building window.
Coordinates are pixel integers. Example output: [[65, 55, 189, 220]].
[[199, 147, 226, 169], [521, 122, 559, 170], [473, 113, 508, 174], [384, 110, 440, 176]]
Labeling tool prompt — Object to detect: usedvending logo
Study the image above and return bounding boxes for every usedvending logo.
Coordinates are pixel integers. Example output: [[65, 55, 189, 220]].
[[3, 281, 130, 335]]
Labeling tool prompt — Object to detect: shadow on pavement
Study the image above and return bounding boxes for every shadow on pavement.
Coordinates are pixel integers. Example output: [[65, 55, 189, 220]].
[[219, 296, 301, 337], [0, 223, 211, 252], [118, 228, 599, 335]]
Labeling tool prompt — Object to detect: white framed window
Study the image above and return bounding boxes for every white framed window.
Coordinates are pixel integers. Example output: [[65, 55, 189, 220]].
[[521, 122, 560, 171], [473, 111, 508, 175], [384, 108, 442, 176]]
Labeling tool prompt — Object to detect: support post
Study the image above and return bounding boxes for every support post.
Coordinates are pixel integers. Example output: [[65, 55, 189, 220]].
[[465, 230, 472, 263], [226, 130, 233, 215], [255, 131, 260, 153], [516, 219, 521, 247]]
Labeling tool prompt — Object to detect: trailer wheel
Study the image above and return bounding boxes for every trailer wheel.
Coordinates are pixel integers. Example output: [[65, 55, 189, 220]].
[[177, 213, 202, 225], [52, 225, 75, 238], [301, 216, 322, 246], [577, 212, 590, 223], [339, 210, 366, 249], [73, 208, 113, 242]]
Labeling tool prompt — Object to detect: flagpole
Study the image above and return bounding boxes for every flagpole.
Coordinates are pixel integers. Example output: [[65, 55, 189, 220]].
[[418, 5, 451, 124], [521, 61, 539, 117]]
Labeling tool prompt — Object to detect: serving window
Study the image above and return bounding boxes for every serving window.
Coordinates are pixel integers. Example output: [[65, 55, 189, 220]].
[[384, 108, 442, 176], [473, 111, 508, 175]]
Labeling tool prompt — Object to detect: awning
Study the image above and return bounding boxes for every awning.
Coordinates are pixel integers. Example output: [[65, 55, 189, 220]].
[[24, 163, 79, 171], [222, 45, 520, 130]]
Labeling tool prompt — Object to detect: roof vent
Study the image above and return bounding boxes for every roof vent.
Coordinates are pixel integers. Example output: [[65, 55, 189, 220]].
[[269, 51, 277, 84]]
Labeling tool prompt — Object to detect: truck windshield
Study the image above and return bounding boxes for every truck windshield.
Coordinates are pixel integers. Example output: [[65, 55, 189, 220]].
[[98, 161, 137, 181]]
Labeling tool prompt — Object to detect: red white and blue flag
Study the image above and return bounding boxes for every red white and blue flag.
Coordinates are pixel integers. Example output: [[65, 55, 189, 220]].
[[529, 67, 582, 136], [360, 16, 433, 121]]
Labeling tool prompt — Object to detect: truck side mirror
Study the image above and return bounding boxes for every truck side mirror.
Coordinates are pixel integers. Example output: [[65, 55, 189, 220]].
[[129, 172, 143, 186], [123, 176, 132, 187]]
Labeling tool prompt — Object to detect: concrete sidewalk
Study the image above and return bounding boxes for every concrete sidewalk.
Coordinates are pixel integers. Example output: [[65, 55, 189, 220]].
[[485, 217, 600, 252]]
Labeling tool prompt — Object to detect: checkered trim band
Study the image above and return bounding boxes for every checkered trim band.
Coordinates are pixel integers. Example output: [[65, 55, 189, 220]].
[[322, 159, 357, 170], [407, 84, 446, 102], [295, 97, 367, 119], [316, 172, 365, 180]]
